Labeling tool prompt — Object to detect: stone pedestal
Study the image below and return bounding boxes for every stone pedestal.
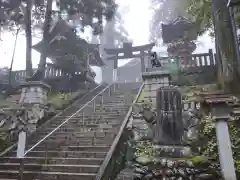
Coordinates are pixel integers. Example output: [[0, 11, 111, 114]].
[[19, 81, 50, 105], [18, 81, 50, 133], [142, 69, 171, 107]]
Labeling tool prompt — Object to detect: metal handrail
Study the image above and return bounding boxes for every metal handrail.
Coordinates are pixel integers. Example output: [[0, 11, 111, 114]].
[[95, 83, 144, 180], [24, 83, 113, 156]]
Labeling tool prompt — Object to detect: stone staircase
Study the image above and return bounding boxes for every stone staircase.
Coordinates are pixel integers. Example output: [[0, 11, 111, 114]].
[[0, 82, 141, 180]]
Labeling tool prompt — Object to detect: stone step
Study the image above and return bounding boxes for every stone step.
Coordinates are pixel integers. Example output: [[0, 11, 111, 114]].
[[49, 116, 125, 122], [0, 163, 100, 173], [28, 135, 114, 144], [52, 114, 127, 122], [0, 170, 96, 180], [74, 111, 128, 116], [26, 137, 115, 150], [49, 117, 124, 122], [38, 131, 115, 137], [39, 127, 119, 133], [47, 118, 125, 128], [66, 145, 110, 152], [0, 156, 104, 165], [36, 129, 118, 136], [52, 115, 126, 121], [25, 145, 110, 152], [47, 123, 121, 129], [51, 119, 122, 123], [9, 150, 107, 158], [26, 138, 113, 147], [36, 133, 116, 140]]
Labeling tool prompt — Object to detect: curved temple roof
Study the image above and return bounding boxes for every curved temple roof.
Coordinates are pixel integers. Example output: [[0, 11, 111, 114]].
[[32, 19, 105, 70], [161, 16, 197, 43]]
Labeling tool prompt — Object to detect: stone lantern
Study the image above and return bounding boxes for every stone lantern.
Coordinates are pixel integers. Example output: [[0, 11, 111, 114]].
[[161, 16, 198, 63]]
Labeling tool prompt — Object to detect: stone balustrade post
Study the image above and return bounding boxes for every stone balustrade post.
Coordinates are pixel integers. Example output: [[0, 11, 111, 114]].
[[213, 115, 236, 180]]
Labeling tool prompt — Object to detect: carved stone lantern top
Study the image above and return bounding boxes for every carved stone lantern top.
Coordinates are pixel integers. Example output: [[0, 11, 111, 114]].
[[161, 16, 198, 44]]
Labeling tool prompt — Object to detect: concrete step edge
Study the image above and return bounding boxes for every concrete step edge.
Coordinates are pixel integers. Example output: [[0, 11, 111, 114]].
[[0, 170, 96, 176], [0, 163, 100, 168]]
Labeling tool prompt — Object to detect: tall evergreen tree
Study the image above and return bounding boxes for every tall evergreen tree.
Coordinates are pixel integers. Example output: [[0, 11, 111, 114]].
[[150, 0, 187, 44], [0, 0, 118, 80], [184, 0, 240, 91]]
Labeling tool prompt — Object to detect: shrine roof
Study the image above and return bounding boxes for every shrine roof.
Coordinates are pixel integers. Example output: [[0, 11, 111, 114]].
[[32, 19, 105, 67]]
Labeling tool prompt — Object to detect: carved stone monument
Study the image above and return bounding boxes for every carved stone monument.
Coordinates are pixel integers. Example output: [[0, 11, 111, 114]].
[[154, 86, 184, 145]]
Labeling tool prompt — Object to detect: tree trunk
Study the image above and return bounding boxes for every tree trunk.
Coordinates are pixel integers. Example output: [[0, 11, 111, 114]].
[[38, 0, 53, 80], [212, 0, 240, 93], [25, 0, 33, 78], [9, 28, 20, 85]]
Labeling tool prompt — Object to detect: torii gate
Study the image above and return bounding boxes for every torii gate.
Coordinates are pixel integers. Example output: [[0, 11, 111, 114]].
[[104, 42, 155, 82]]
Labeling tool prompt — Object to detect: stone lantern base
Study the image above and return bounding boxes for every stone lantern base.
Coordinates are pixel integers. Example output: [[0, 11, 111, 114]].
[[18, 81, 50, 133], [0, 81, 51, 143], [141, 70, 171, 108], [19, 81, 50, 105]]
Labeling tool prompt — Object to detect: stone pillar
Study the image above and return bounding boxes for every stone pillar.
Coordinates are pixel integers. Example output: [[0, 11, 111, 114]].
[[19, 81, 50, 133]]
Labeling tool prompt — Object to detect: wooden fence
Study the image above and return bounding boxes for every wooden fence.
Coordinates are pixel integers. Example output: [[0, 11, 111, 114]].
[[0, 63, 93, 92], [10, 63, 82, 84]]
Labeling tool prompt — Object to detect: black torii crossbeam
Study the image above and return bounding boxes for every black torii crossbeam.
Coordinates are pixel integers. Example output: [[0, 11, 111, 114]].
[[104, 42, 155, 82]]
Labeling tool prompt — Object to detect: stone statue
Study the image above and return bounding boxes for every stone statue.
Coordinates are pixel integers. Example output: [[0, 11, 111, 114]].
[[149, 52, 161, 68]]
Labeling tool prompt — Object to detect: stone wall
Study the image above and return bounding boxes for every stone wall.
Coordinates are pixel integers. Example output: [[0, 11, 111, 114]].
[[115, 102, 221, 180]]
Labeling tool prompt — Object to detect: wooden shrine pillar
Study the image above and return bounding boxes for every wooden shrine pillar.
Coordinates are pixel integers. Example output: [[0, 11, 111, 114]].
[[140, 50, 146, 73]]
